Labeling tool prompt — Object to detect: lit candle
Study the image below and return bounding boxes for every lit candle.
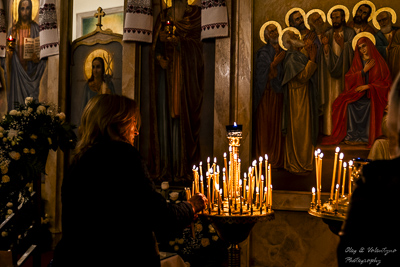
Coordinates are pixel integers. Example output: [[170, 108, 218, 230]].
[[223, 171, 227, 200], [314, 150, 319, 204], [341, 162, 347, 196], [258, 156, 263, 191], [192, 181, 195, 197], [337, 153, 344, 197], [216, 184, 220, 214], [348, 160, 353, 198], [318, 153, 324, 206], [335, 184, 339, 212], [207, 157, 211, 174], [239, 179, 243, 202], [260, 175, 264, 207], [206, 171, 210, 202], [199, 161, 203, 178], [268, 164, 272, 208], [192, 165, 197, 193], [243, 172, 247, 198], [311, 187, 316, 205], [330, 147, 340, 200], [265, 154, 268, 179], [253, 160, 258, 189], [246, 185, 249, 208], [213, 157, 217, 174], [200, 175, 204, 195]]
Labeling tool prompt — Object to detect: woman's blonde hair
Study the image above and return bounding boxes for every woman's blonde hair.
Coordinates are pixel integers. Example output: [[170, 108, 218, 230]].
[[74, 94, 140, 160]]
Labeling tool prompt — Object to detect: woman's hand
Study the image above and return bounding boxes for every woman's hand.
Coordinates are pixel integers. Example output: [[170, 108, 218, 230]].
[[355, 84, 369, 92], [188, 193, 208, 214], [363, 59, 375, 73]]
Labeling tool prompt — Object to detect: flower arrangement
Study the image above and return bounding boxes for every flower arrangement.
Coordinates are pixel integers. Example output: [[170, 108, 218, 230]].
[[0, 97, 77, 223]]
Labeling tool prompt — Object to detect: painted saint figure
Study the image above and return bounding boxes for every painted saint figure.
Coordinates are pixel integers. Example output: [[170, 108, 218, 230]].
[[322, 34, 391, 147], [280, 28, 318, 173], [253, 21, 285, 168], [81, 57, 115, 113], [320, 6, 355, 136], [374, 8, 400, 80], [7, 0, 46, 110], [347, 1, 376, 34]]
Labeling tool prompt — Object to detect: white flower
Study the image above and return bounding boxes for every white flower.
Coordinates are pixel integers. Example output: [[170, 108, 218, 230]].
[[36, 105, 46, 114], [8, 129, 18, 139], [9, 110, 17, 116], [25, 97, 33, 105], [56, 112, 66, 122]]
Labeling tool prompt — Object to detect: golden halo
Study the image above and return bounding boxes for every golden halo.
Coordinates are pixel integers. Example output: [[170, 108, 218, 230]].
[[327, 5, 350, 26], [12, 0, 40, 24], [259, 21, 282, 44], [84, 49, 114, 80], [279, 27, 302, 51], [352, 32, 376, 50], [372, 7, 397, 30], [285, 8, 306, 27], [352, 1, 376, 22], [305, 9, 326, 30]]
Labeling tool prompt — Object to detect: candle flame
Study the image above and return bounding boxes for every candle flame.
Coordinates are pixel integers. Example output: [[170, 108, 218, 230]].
[[264, 187, 267, 192], [200, 175, 203, 181], [312, 187, 315, 193], [220, 189, 222, 194], [256, 187, 259, 193], [314, 150, 319, 157], [319, 153, 324, 159], [234, 122, 237, 126], [339, 152, 344, 160], [193, 165, 196, 170], [252, 160, 257, 166], [217, 165, 220, 172], [335, 147, 340, 153], [261, 175, 264, 181], [336, 184, 339, 189], [259, 156, 263, 162], [244, 172, 247, 178], [246, 185, 249, 190], [248, 166, 252, 173], [215, 184, 219, 190], [214, 157, 217, 163], [349, 160, 353, 166], [199, 161, 202, 166], [239, 179, 242, 186], [207, 157, 210, 162], [222, 167, 226, 172], [343, 162, 347, 168], [223, 152, 227, 158], [317, 148, 321, 154]]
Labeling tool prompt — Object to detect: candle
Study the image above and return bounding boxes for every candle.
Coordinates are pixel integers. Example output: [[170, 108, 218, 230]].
[[314, 150, 319, 204], [311, 187, 316, 205], [269, 185, 273, 209], [268, 164, 272, 208], [200, 175, 204, 194], [253, 160, 258, 189], [199, 161, 203, 178], [223, 171, 227, 200], [348, 160, 353, 198], [258, 156, 263, 190], [341, 162, 347, 196], [256, 187, 259, 206], [192, 165, 197, 193], [192, 181, 195, 197], [330, 147, 340, 200], [207, 157, 211, 174], [243, 172, 247, 198], [246, 185, 249, 208], [206, 171, 210, 202], [337, 152, 344, 197], [318, 153, 324, 206], [213, 157, 217, 175], [216, 184, 220, 214], [335, 184, 339, 212], [260, 175, 264, 207]]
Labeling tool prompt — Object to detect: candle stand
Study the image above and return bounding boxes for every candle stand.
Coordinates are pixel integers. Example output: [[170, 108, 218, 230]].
[[191, 123, 275, 266], [308, 157, 371, 235], [201, 208, 274, 267]]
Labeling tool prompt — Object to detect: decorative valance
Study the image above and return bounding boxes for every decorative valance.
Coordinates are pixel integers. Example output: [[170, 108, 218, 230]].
[[200, 0, 229, 40], [39, 0, 59, 58], [123, 0, 153, 43]]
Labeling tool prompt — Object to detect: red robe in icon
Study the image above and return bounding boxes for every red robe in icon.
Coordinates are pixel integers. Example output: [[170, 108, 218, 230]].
[[321, 37, 391, 147]]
